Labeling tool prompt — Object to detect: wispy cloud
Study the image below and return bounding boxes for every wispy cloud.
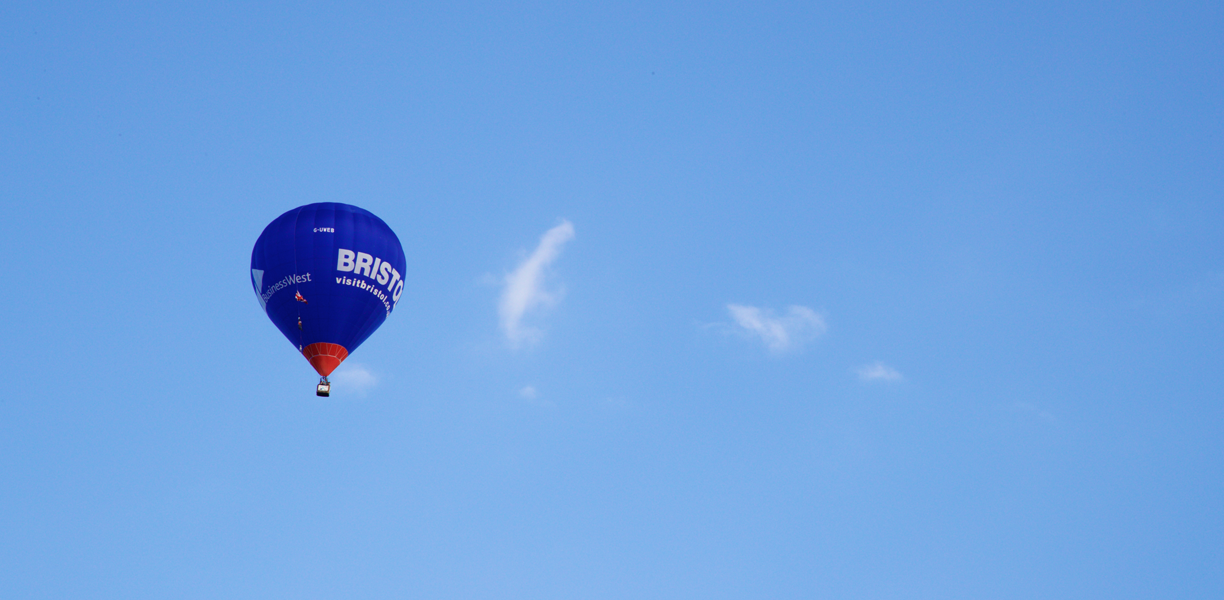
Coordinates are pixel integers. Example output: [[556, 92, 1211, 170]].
[[330, 363, 378, 396], [499, 220, 575, 347], [726, 304, 826, 353], [1012, 401, 1057, 423], [516, 384, 553, 407], [857, 361, 903, 382]]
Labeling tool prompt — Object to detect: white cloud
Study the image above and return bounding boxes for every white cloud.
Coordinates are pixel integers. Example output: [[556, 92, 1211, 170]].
[[726, 304, 826, 353], [499, 220, 575, 347], [516, 384, 553, 407], [330, 363, 378, 396], [857, 361, 903, 382]]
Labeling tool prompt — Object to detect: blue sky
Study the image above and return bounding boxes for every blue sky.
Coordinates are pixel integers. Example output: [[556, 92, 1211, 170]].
[[2, 2, 1222, 597]]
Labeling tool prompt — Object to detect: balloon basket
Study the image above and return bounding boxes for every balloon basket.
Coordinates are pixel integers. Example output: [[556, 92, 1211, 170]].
[[316, 377, 331, 397]]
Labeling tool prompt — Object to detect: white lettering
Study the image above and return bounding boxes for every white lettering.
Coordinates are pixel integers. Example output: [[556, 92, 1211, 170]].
[[354, 252, 374, 277], [377, 261, 392, 285], [337, 249, 355, 272], [259, 273, 311, 303]]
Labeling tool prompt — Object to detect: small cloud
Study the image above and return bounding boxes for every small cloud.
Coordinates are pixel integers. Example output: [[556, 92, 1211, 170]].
[[330, 363, 378, 396], [726, 304, 826, 353], [857, 361, 903, 382], [516, 384, 553, 407], [499, 220, 575, 348], [1012, 401, 1057, 423]]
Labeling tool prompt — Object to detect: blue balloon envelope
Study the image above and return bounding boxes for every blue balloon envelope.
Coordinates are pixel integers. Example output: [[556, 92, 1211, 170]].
[[251, 203, 406, 376]]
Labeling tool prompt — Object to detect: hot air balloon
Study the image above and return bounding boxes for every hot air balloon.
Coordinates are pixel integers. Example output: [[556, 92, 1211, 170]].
[[251, 203, 406, 396]]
